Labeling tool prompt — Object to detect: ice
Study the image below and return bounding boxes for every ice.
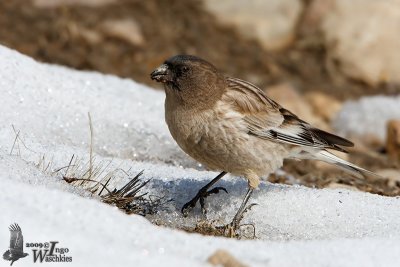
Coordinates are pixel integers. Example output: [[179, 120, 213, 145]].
[[1, 45, 400, 266], [334, 95, 400, 140]]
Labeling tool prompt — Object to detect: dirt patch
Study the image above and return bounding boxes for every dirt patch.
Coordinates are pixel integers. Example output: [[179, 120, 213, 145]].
[[274, 147, 400, 197]]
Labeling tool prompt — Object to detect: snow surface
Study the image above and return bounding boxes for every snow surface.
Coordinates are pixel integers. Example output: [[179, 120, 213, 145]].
[[334, 95, 400, 140], [1, 45, 400, 267]]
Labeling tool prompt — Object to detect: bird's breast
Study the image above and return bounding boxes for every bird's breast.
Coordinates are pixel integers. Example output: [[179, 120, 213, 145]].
[[165, 99, 252, 169], [165, 105, 215, 151]]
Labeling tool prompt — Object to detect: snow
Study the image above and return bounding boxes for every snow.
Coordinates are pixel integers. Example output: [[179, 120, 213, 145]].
[[1, 45, 400, 267], [334, 95, 400, 140]]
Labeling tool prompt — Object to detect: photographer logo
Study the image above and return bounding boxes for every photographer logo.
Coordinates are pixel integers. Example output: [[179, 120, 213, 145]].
[[3, 223, 72, 265]]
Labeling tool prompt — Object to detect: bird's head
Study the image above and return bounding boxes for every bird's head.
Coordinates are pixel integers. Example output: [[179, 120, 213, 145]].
[[150, 55, 225, 108]]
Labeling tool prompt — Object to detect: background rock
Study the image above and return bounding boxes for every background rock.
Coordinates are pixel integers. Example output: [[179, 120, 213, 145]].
[[386, 120, 400, 164], [266, 83, 329, 130], [305, 92, 342, 123], [203, 0, 303, 50], [299, 0, 334, 36], [334, 95, 400, 141], [207, 249, 249, 267], [33, 0, 116, 8], [376, 169, 400, 187], [322, 0, 400, 86], [101, 19, 144, 46]]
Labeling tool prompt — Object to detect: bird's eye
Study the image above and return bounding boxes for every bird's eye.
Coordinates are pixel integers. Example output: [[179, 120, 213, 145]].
[[181, 66, 189, 73]]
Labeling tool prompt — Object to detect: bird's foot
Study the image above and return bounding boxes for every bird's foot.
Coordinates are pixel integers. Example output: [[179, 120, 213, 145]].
[[181, 186, 228, 217], [218, 203, 257, 238]]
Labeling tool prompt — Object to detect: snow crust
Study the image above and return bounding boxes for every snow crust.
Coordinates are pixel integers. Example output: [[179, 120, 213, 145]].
[[1, 45, 400, 267]]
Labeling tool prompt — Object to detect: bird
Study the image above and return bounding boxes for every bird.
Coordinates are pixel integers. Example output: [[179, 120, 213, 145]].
[[3, 223, 29, 265], [150, 55, 380, 235]]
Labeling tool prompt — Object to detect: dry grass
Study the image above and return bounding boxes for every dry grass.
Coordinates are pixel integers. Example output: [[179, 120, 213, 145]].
[[55, 113, 169, 216], [60, 113, 170, 216], [9, 121, 167, 217], [182, 220, 256, 239], [62, 165, 166, 216]]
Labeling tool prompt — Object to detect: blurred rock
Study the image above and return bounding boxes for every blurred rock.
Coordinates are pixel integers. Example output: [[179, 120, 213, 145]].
[[376, 169, 400, 187], [386, 120, 400, 164], [327, 182, 360, 191], [203, 0, 303, 50], [67, 23, 103, 45], [333, 95, 400, 142], [207, 249, 248, 267], [350, 134, 384, 153], [266, 83, 329, 130], [305, 92, 342, 123], [33, 0, 116, 8], [322, 0, 400, 86], [101, 19, 144, 47], [299, 0, 334, 36]]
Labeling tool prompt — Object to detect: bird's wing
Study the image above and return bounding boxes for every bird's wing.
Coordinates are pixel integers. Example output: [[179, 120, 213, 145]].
[[224, 77, 354, 152], [9, 224, 24, 254]]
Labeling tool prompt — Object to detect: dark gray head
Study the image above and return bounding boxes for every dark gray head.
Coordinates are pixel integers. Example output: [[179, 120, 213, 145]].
[[150, 55, 217, 87], [150, 55, 225, 108]]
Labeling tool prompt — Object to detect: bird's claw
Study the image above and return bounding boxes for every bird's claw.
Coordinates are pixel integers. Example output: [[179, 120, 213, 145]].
[[206, 186, 228, 195], [218, 203, 258, 238], [234, 203, 257, 225], [181, 186, 228, 217]]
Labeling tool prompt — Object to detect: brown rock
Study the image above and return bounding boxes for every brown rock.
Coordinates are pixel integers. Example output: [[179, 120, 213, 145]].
[[67, 23, 103, 45], [327, 182, 360, 191], [101, 19, 144, 46], [305, 92, 342, 123], [322, 0, 400, 86], [351, 134, 384, 152], [207, 249, 248, 267], [300, 0, 335, 35], [266, 83, 329, 130], [386, 120, 400, 164], [203, 0, 303, 50], [376, 169, 400, 187], [33, 0, 116, 8]]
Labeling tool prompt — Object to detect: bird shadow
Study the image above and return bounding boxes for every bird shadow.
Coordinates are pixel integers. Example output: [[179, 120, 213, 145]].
[[146, 175, 284, 215]]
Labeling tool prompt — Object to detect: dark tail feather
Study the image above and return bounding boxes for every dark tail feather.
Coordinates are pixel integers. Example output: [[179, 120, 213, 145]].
[[311, 128, 354, 152]]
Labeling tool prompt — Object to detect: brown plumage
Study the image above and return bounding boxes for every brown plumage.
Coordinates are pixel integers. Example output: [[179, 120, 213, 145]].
[[150, 55, 379, 232]]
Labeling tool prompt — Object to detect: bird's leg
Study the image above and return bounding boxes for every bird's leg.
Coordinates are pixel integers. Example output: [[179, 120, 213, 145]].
[[223, 187, 255, 238], [181, 171, 228, 216]]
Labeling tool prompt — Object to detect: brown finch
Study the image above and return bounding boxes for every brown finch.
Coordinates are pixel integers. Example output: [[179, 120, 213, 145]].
[[151, 55, 378, 234]]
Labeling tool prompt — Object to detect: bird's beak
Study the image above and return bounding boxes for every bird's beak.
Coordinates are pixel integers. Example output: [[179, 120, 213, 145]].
[[150, 64, 172, 83]]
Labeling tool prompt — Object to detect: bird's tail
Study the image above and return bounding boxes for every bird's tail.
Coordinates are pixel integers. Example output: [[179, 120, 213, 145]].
[[309, 150, 381, 179]]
